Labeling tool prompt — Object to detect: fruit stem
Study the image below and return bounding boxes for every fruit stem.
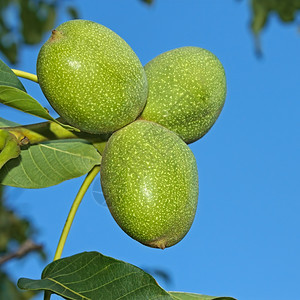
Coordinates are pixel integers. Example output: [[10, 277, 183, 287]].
[[11, 69, 38, 83], [53, 164, 101, 261]]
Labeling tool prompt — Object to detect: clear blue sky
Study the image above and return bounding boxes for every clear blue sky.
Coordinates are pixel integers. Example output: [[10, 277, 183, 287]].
[[2, 1, 300, 300]]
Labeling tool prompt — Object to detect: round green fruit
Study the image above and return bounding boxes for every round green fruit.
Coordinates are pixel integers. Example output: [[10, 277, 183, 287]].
[[140, 47, 226, 143], [100, 120, 198, 249], [37, 20, 148, 134]]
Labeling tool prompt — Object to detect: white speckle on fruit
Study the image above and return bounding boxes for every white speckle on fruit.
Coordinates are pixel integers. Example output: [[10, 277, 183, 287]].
[[100, 120, 199, 248], [37, 19, 148, 134]]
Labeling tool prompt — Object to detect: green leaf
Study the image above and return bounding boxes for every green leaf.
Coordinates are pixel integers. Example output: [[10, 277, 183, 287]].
[[169, 292, 236, 300], [0, 139, 101, 189], [0, 129, 20, 169], [18, 251, 172, 300], [0, 59, 25, 91], [0, 86, 78, 131], [251, 0, 300, 35], [0, 117, 20, 127]]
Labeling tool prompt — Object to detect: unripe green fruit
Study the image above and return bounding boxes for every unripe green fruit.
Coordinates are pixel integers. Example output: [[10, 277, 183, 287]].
[[100, 120, 198, 249], [37, 20, 148, 134], [140, 47, 226, 143]]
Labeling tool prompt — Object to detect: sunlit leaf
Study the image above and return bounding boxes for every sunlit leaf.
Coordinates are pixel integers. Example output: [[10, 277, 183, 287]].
[[0, 129, 20, 169], [18, 251, 172, 299], [0, 86, 78, 131], [0, 139, 101, 189], [0, 59, 25, 91]]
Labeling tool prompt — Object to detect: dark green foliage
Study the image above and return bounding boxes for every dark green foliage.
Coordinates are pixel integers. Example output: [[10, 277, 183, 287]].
[[0, 186, 30, 254], [18, 251, 173, 299], [0, 185, 41, 300], [141, 0, 154, 4], [0, 271, 36, 300], [0, 0, 299, 64], [18, 251, 236, 300], [0, 0, 79, 64], [141, 0, 300, 35], [251, 0, 300, 34]]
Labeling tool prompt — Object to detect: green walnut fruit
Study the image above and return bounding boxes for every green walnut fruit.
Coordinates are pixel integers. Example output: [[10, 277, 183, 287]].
[[37, 19, 148, 134], [100, 120, 198, 249], [140, 46, 226, 143]]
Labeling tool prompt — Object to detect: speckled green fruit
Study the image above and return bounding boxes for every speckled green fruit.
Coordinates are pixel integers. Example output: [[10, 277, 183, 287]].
[[140, 47, 226, 143], [100, 120, 198, 249], [37, 20, 148, 134]]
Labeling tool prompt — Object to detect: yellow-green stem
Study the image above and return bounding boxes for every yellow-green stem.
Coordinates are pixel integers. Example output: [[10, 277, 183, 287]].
[[53, 165, 101, 261], [11, 69, 38, 83], [2, 120, 109, 155], [45, 165, 100, 299]]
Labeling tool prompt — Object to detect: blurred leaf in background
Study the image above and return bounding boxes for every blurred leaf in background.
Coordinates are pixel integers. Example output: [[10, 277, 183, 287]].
[[0, 271, 36, 300], [251, 0, 300, 34], [140, 0, 154, 4], [0, 0, 299, 64], [0, 0, 79, 64], [0, 185, 45, 299], [141, 0, 300, 36], [251, 0, 300, 54]]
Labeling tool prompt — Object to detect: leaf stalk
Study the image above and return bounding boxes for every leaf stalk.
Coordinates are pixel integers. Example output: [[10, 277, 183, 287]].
[[11, 69, 38, 83], [53, 165, 101, 261], [2, 120, 109, 153], [45, 165, 101, 300]]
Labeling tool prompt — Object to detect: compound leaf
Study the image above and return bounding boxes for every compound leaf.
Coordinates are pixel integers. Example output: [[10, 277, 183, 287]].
[[0, 139, 101, 188]]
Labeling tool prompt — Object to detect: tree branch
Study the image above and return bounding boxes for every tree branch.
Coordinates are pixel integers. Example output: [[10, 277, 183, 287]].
[[0, 240, 43, 265]]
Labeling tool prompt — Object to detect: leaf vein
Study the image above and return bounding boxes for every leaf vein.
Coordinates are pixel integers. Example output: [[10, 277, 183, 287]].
[[53, 255, 100, 279], [47, 278, 89, 300], [79, 270, 141, 294], [45, 254, 84, 277], [62, 261, 120, 285], [39, 146, 65, 179], [27, 147, 54, 182]]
